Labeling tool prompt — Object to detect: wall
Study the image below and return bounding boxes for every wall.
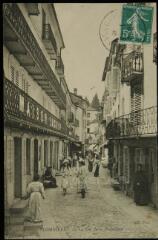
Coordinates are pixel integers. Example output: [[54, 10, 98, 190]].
[[143, 21, 157, 108], [3, 46, 60, 118]]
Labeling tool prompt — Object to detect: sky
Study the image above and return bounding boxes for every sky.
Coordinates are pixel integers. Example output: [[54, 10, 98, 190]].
[[54, 3, 122, 103]]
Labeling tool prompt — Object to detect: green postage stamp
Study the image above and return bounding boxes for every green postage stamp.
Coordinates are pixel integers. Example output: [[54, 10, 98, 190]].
[[120, 5, 154, 44]]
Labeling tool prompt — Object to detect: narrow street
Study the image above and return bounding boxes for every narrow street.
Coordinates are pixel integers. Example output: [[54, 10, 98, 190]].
[[7, 165, 158, 239]]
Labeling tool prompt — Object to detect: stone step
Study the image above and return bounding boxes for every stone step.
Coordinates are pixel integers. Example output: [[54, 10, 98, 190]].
[[10, 199, 28, 214], [24, 221, 43, 231]]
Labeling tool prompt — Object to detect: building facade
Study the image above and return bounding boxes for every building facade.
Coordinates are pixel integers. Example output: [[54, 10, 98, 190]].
[[101, 3, 157, 208], [86, 107, 101, 153], [70, 89, 88, 156], [3, 3, 83, 210]]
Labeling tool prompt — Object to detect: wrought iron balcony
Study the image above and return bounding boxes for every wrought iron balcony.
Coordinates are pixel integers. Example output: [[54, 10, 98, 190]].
[[3, 3, 66, 109], [55, 56, 64, 75], [42, 24, 57, 59], [106, 106, 157, 139], [4, 78, 68, 136], [122, 51, 143, 83]]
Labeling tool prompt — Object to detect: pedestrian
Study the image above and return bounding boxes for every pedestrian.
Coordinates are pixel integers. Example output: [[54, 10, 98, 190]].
[[94, 156, 100, 177], [59, 155, 64, 172], [88, 153, 94, 172], [25, 174, 45, 223], [77, 160, 88, 193], [61, 172, 69, 195], [133, 164, 149, 206], [43, 166, 58, 188], [73, 153, 78, 167]]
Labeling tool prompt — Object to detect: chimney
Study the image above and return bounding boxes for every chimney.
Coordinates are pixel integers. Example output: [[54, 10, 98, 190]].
[[74, 88, 77, 95]]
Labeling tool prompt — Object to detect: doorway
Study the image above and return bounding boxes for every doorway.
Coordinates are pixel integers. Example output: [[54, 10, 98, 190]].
[[50, 141, 53, 168], [34, 139, 38, 176], [14, 137, 22, 198]]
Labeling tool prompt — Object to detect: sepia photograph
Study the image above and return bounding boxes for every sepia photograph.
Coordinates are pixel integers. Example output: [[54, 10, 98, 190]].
[[3, 2, 158, 239]]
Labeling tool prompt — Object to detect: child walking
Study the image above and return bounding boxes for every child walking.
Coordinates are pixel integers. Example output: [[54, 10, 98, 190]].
[[61, 172, 69, 195]]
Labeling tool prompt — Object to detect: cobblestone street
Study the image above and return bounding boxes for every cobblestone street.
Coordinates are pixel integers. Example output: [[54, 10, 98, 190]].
[[6, 166, 158, 239]]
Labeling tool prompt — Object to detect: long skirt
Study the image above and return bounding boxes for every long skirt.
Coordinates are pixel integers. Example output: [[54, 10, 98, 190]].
[[134, 188, 149, 205], [88, 162, 93, 172], [27, 192, 42, 222], [94, 165, 100, 177]]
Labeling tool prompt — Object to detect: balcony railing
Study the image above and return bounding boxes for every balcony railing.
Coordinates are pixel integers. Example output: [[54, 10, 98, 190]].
[[55, 56, 64, 75], [4, 78, 68, 136], [106, 106, 157, 139], [3, 3, 66, 109], [122, 51, 143, 83], [43, 23, 57, 56]]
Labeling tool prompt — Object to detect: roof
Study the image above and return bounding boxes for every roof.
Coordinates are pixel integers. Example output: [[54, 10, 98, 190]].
[[51, 4, 65, 49]]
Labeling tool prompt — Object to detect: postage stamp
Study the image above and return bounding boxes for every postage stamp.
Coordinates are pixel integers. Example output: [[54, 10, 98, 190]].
[[120, 5, 154, 44]]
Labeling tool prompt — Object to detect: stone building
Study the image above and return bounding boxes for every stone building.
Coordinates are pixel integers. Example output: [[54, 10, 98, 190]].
[[70, 89, 88, 156], [101, 3, 157, 208], [3, 3, 82, 210]]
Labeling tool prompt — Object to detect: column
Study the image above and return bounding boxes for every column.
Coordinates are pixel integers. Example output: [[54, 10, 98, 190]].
[[41, 139, 45, 174], [30, 138, 34, 178], [5, 135, 14, 207], [21, 137, 26, 197], [47, 139, 50, 167]]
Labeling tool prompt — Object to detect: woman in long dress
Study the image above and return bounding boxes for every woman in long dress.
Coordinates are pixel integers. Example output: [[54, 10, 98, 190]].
[[77, 160, 88, 193], [94, 156, 100, 177], [26, 174, 45, 222]]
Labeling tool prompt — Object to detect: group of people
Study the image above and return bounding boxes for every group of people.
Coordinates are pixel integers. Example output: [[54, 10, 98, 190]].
[[87, 152, 101, 177], [25, 152, 100, 223]]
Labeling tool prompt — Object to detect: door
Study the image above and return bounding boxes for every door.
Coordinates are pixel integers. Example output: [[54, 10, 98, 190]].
[[14, 137, 22, 198], [149, 149, 156, 205], [34, 139, 38, 176], [44, 140, 48, 167], [50, 141, 53, 168]]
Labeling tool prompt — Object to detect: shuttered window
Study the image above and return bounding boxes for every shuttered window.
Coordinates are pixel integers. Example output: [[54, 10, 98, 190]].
[[15, 71, 19, 87], [22, 74, 25, 92], [131, 83, 143, 125], [25, 81, 29, 94], [10, 66, 15, 83]]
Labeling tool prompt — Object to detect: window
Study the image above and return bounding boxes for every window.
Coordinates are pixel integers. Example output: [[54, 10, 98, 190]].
[[26, 139, 31, 175], [22, 74, 25, 91], [25, 81, 29, 94], [15, 70, 19, 87], [10, 66, 15, 83], [42, 9, 46, 38], [122, 98, 125, 115], [43, 96, 45, 108], [87, 128, 90, 133]]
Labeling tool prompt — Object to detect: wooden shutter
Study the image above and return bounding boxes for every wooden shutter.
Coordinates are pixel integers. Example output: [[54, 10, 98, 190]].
[[10, 66, 14, 83], [131, 83, 142, 125], [22, 74, 25, 91], [16, 71, 19, 87]]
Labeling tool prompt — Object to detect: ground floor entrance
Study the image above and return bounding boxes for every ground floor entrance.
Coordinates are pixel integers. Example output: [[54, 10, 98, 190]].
[[14, 137, 22, 198]]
